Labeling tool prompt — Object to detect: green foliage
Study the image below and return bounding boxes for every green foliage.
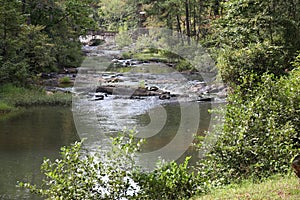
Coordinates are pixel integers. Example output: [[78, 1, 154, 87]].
[[0, 0, 97, 85], [134, 157, 204, 199], [0, 101, 14, 113], [20, 130, 144, 199], [115, 31, 133, 48], [196, 70, 300, 184], [195, 174, 300, 200], [121, 51, 132, 59], [98, 0, 138, 31], [211, 0, 300, 49], [59, 76, 72, 84], [54, 39, 84, 68], [0, 84, 72, 107], [19, 25, 56, 74], [208, 0, 300, 84], [20, 130, 203, 199], [217, 43, 288, 86], [176, 59, 195, 71]]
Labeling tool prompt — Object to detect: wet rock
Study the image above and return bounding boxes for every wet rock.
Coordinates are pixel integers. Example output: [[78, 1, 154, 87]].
[[46, 91, 54, 96], [92, 95, 104, 101], [95, 93, 107, 98], [149, 86, 159, 91], [40, 72, 57, 79], [112, 59, 143, 67], [197, 97, 214, 102], [63, 68, 78, 74], [42, 79, 59, 86], [159, 93, 171, 100], [96, 85, 173, 98], [106, 78, 123, 83]]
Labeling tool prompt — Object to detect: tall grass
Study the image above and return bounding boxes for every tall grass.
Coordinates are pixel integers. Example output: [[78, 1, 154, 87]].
[[0, 101, 14, 113], [0, 84, 72, 110]]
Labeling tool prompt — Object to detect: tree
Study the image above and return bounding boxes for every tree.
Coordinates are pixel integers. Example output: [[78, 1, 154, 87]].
[[0, 0, 97, 85], [24, 0, 97, 67], [0, 0, 30, 85], [98, 0, 139, 31], [207, 0, 300, 85]]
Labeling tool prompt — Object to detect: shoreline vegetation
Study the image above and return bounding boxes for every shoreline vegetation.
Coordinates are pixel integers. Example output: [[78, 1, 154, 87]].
[[0, 84, 72, 114], [2, 43, 299, 200], [1, 0, 300, 198]]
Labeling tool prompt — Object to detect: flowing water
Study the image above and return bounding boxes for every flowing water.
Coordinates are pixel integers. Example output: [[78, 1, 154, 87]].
[[0, 47, 225, 198], [72, 53, 224, 170]]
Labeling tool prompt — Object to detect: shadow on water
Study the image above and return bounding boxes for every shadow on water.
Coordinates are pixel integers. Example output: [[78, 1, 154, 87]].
[[0, 106, 78, 200], [137, 102, 211, 152]]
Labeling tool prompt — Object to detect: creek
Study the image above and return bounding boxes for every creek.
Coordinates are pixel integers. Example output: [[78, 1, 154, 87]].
[[0, 45, 225, 199]]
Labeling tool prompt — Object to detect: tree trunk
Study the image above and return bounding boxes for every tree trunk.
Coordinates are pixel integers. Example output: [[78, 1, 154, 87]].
[[176, 15, 182, 34], [185, 0, 191, 44]]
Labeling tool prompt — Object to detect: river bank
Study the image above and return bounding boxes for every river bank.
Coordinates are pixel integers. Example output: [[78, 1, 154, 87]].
[[0, 84, 72, 114]]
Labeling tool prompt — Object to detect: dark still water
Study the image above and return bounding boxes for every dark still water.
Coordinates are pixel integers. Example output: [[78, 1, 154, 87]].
[[0, 107, 78, 199]]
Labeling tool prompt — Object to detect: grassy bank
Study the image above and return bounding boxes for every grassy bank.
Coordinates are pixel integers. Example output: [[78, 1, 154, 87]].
[[0, 84, 72, 113], [193, 175, 300, 200]]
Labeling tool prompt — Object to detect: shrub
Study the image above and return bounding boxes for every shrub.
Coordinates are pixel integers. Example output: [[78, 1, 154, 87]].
[[196, 70, 300, 184], [134, 157, 204, 199], [20, 130, 203, 199], [0, 101, 13, 113], [176, 59, 195, 72], [217, 43, 289, 86], [115, 31, 133, 48], [20, 131, 143, 199], [59, 76, 72, 84]]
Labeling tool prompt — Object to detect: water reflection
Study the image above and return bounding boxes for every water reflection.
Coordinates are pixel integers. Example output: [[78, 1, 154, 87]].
[[0, 107, 78, 199]]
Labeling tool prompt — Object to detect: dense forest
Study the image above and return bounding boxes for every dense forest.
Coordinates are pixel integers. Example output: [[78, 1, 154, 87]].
[[1, 0, 299, 86], [1, 0, 300, 199]]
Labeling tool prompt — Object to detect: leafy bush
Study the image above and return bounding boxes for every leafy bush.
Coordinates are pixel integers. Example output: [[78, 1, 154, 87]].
[[115, 31, 133, 48], [59, 76, 72, 84], [20, 131, 143, 200], [20, 130, 203, 199], [54, 39, 84, 68], [19, 25, 56, 74], [176, 59, 195, 72], [134, 157, 204, 200], [0, 101, 14, 113], [196, 70, 300, 184], [217, 43, 288, 86]]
